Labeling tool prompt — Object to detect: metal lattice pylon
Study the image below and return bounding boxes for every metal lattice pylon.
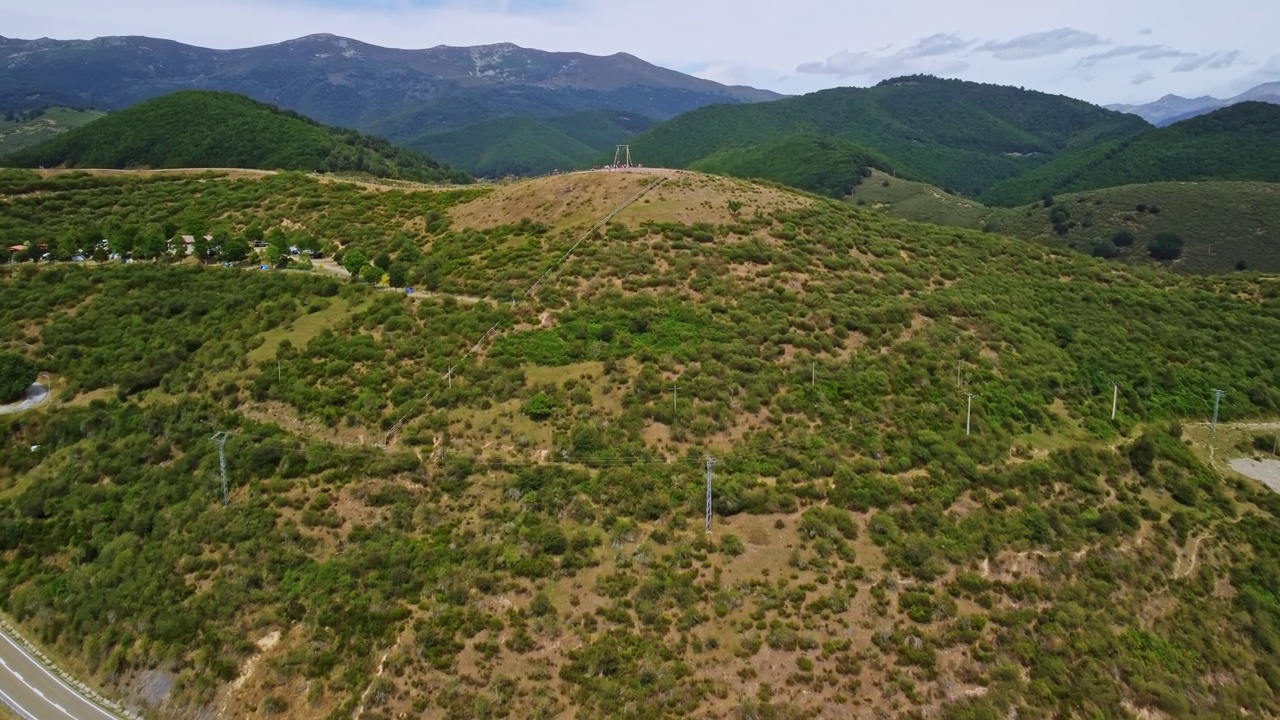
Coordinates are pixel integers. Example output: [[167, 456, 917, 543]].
[[705, 456, 715, 533], [613, 145, 632, 169], [211, 431, 231, 506]]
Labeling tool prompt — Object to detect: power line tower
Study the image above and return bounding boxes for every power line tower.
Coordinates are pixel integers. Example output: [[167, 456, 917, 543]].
[[704, 455, 716, 534], [965, 393, 978, 436], [1211, 389, 1227, 433], [211, 431, 231, 507], [613, 145, 632, 168], [1111, 383, 1120, 421]]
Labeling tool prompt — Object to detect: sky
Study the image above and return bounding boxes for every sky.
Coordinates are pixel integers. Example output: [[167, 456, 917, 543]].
[[7, 0, 1280, 105]]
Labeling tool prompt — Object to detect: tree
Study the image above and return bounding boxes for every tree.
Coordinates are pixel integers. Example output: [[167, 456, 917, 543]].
[[374, 252, 393, 272], [295, 232, 321, 255], [1111, 229, 1135, 247], [267, 229, 291, 268], [136, 225, 168, 261], [387, 263, 409, 288], [0, 352, 37, 403], [109, 225, 137, 257], [221, 237, 251, 263], [1091, 240, 1119, 259], [524, 393, 555, 420], [192, 233, 210, 261], [360, 263, 383, 285], [1148, 231, 1184, 261], [343, 249, 369, 278]]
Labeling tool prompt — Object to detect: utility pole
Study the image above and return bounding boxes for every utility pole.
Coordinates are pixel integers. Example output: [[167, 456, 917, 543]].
[[671, 383, 678, 419], [211, 431, 231, 507], [965, 394, 978, 436], [1111, 383, 1119, 421], [811, 362, 816, 387], [705, 455, 715, 534], [445, 365, 456, 390], [1211, 389, 1226, 433]]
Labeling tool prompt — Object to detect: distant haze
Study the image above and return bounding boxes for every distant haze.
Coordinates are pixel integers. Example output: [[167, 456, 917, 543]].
[[5, 0, 1279, 105]]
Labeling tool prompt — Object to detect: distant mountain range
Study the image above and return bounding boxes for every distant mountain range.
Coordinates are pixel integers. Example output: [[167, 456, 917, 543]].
[[0, 34, 779, 176], [1108, 82, 1280, 126]]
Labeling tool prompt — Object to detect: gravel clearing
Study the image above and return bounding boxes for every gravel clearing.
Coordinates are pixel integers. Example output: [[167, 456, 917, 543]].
[[1230, 457, 1280, 495]]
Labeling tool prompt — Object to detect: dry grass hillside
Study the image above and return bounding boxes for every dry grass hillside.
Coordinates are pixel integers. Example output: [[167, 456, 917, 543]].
[[450, 169, 810, 231]]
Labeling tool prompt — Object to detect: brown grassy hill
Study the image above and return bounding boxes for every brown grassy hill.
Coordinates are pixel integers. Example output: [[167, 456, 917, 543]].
[[451, 169, 810, 231]]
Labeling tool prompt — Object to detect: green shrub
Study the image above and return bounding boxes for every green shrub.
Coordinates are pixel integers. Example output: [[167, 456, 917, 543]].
[[1149, 231, 1184, 260], [0, 351, 37, 402]]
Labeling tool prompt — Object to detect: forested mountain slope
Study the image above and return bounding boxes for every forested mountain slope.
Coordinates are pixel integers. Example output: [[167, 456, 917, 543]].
[[1, 91, 470, 183], [628, 75, 1150, 197], [983, 102, 1280, 206]]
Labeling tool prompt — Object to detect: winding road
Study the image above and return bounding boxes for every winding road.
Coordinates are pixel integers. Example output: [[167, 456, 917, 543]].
[[0, 385, 48, 416], [0, 623, 129, 720]]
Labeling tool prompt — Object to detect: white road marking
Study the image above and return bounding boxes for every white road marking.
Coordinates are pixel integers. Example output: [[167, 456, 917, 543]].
[[0, 683, 40, 720], [0, 629, 126, 719]]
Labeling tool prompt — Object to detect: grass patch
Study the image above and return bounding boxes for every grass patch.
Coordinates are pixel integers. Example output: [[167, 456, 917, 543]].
[[848, 170, 990, 228], [248, 294, 364, 366]]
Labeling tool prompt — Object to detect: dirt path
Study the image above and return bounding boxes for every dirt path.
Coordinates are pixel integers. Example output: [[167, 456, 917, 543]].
[[1174, 534, 1208, 579]]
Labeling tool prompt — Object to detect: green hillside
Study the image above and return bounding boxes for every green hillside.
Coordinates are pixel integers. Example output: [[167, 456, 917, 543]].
[[985, 181, 1280, 273], [983, 102, 1280, 205], [849, 169, 990, 227], [409, 109, 657, 177], [545, 109, 655, 153], [850, 171, 1280, 274], [690, 135, 894, 199], [0, 91, 471, 184], [629, 75, 1150, 197], [411, 116, 596, 177], [0, 107, 106, 156], [3, 170, 1280, 720]]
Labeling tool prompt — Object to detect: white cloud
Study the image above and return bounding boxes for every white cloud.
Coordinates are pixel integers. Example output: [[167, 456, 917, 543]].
[[974, 28, 1105, 61], [1076, 45, 1193, 69], [1131, 70, 1155, 85], [1172, 50, 1242, 72], [797, 33, 974, 79]]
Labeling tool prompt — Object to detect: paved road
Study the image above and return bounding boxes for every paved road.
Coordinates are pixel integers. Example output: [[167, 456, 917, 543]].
[[0, 385, 48, 417], [0, 628, 125, 720]]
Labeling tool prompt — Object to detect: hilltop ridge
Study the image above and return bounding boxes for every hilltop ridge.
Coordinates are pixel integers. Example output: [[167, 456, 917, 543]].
[[0, 90, 471, 183]]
